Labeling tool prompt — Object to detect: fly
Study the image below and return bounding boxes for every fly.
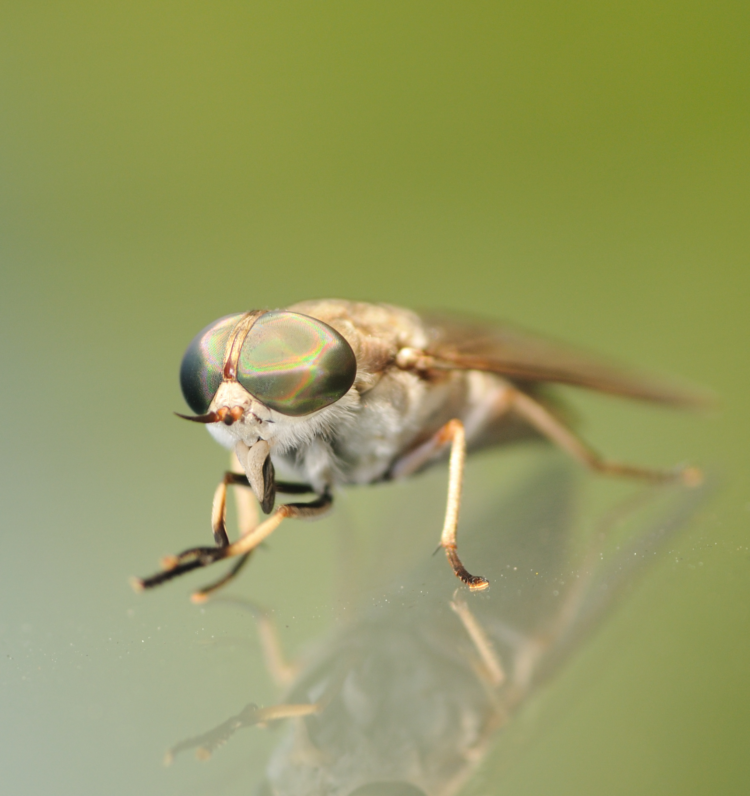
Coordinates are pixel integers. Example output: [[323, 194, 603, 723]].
[[133, 299, 706, 601]]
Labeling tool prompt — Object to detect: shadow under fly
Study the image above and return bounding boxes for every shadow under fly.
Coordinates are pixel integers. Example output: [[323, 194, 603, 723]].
[[165, 461, 707, 796]]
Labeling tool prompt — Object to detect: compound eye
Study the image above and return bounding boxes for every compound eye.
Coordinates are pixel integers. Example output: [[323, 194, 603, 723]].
[[237, 311, 357, 416], [179, 314, 244, 414]]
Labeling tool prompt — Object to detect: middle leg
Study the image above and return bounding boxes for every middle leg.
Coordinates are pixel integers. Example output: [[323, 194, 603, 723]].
[[392, 418, 489, 591]]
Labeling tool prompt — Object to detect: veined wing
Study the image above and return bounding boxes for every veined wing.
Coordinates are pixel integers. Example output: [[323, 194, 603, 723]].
[[420, 311, 710, 408]]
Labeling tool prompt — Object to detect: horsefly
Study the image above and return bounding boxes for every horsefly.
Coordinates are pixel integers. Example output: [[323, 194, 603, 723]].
[[133, 299, 705, 601]]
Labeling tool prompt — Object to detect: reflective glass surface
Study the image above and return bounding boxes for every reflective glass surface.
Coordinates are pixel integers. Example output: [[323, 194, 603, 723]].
[[1, 5, 747, 796]]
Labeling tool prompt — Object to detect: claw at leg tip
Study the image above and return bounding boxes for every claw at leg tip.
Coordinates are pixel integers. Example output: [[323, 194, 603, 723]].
[[129, 577, 145, 594], [190, 591, 209, 605]]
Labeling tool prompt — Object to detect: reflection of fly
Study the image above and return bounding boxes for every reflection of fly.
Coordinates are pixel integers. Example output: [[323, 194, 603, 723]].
[[162, 465, 705, 793], [134, 299, 704, 600]]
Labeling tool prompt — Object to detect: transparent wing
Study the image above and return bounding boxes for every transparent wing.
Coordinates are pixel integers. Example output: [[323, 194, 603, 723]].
[[420, 311, 710, 408]]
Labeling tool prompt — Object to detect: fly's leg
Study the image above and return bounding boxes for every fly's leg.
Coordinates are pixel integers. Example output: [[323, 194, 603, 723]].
[[133, 443, 319, 600], [394, 419, 488, 591], [190, 554, 253, 604], [163, 701, 320, 765], [439, 420, 490, 589], [246, 602, 299, 687], [450, 591, 505, 687], [129, 466, 256, 595], [163, 598, 318, 764], [506, 389, 702, 485], [208, 596, 301, 686], [190, 459, 260, 601], [133, 493, 333, 597], [211, 470, 259, 547]]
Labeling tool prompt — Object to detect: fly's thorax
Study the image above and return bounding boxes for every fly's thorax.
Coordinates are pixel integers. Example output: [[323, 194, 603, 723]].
[[259, 395, 362, 494], [286, 299, 430, 391], [318, 365, 465, 486]]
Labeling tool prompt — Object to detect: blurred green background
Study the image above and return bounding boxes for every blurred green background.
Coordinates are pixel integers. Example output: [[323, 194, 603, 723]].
[[0, 3, 748, 795]]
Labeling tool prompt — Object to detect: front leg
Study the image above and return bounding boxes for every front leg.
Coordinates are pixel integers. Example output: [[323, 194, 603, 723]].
[[211, 469, 259, 548], [133, 483, 332, 601], [211, 471, 315, 546], [192, 489, 332, 602]]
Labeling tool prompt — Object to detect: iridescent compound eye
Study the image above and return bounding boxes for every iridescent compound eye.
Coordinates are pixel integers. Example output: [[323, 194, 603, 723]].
[[179, 314, 244, 414], [237, 311, 357, 416]]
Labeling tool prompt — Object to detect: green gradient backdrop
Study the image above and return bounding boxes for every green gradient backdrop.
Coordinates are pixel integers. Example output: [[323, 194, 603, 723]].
[[0, 4, 748, 795]]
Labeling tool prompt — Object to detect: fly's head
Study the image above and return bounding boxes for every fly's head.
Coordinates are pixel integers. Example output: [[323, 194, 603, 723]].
[[177, 310, 358, 503]]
